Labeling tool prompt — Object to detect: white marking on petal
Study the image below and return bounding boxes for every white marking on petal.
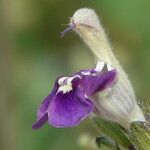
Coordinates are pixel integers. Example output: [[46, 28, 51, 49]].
[[84, 94, 88, 99], [107, 64, 114, 71], [91, 73, 97, 76], [74, 74, 82, 79], [57, 75, 81, 94], [95, 60, 105, 72], [57, 82, 73, 94], [81, 71, 91, 75], [57, 77, 74, 94], [58, 77, 68, 85]]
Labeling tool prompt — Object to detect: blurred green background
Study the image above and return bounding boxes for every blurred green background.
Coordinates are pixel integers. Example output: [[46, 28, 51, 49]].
[[0, 0, 150, 150]]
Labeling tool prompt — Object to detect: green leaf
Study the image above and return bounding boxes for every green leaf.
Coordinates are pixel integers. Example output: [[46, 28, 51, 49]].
[[92, 117, 133, 149], [130, 121, 150, 150]]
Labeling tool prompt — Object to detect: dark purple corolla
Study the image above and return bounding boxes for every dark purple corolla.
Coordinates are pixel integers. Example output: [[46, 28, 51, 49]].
[[32, 64, 117, 129]]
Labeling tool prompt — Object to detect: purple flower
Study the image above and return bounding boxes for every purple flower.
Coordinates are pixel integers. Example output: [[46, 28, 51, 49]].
[[32, 65, 117, 129]]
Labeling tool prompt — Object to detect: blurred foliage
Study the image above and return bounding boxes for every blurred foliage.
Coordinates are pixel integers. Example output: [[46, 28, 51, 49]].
[[0, 0, 150, 150], [93, 117, 131, 148]]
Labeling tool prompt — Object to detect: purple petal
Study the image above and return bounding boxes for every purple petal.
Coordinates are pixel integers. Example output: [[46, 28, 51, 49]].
[[37, 80, 59, 119], [37, 96, 51, 118], [32, 67, 117, 129], [32, 92, 56, 130], [32, 80, 59, 130], [32, 113, 48, 130], [47, 89, 93, 128], [80, 69, 117, 96]]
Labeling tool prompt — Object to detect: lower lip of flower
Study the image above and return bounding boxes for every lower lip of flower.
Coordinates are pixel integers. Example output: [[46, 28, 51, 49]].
[[32, 63, 117, 129]]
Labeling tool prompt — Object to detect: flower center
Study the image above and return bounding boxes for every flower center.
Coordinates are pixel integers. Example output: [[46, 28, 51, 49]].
[[57, 77, 74, 94]]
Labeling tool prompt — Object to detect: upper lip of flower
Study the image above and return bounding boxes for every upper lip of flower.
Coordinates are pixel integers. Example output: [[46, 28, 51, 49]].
[[32, 62, 117, 129], [60, 22, 97, 38], [60, 23, 76, 38]]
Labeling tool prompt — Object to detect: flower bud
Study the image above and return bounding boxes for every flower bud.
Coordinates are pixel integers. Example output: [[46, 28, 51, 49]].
[[69, 8, 145, 129]]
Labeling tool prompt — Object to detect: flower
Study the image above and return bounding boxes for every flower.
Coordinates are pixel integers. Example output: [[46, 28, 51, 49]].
[[33, 8, 146, 130], [60, 8, 146, 129], [32, 63, 117, 129]]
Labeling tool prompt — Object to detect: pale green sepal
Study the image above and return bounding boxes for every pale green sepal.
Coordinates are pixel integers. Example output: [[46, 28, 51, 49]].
[[130, 121, 150, 150]]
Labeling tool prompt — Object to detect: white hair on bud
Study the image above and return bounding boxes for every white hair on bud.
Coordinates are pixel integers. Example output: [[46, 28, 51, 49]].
[[71, 8, 100, 29]]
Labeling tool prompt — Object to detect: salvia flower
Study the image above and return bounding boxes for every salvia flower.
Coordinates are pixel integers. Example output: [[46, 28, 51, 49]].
[[32, 63, 117, 129], [60, 8, 146, 129], [33, 8, 146, 130]]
